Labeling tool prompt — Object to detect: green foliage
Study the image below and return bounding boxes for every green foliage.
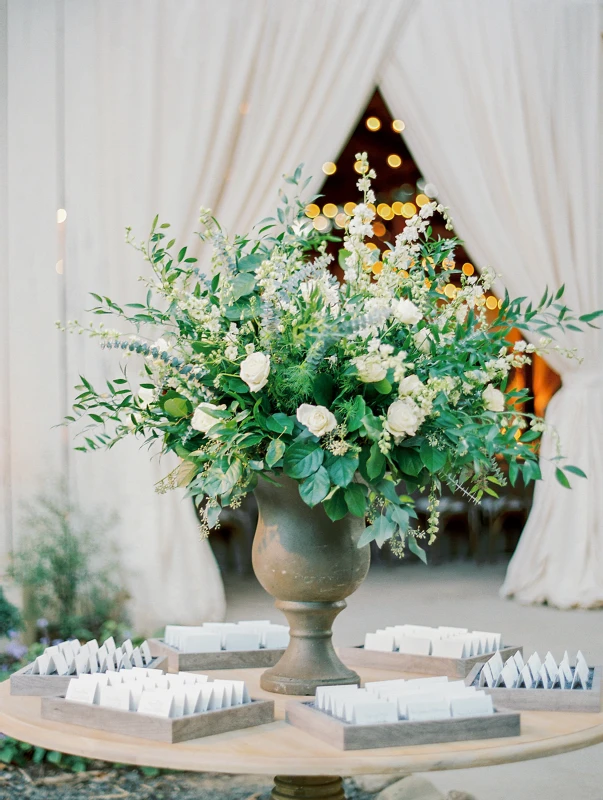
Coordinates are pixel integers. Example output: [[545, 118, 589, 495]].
[[61, 156, 599, 557], [8, 484, 129, 641], [0, 587, 22, 639]]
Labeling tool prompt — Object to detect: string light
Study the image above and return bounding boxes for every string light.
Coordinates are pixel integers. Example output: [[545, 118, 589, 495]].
[[377, 203, 393, 219], [415, 193, 430, 207], [462, 262, 475, 276], [392, 119, 405, 133], [387, 154, 402, 168], [372, 261, 383, 274], [366, 116, 381, 131], [486, 295, 499, 310], [444, 284, 457, 299], [392, 201, 403, 216], [305, 204, 320, 218], [57, 208, 67, 223], [373, 221, 386, 237], [401, 202, 417, 218], [354, 160, 368, 174], [366, 242, 379, 251], [366, 203, 376, 214], [334, 212, 348, 228], [55, 259, 63, 275], [344, 201, 356, 215], [323, 203, 338, 218], [313, 215, 329, 232], [322, 162, 337, 175]]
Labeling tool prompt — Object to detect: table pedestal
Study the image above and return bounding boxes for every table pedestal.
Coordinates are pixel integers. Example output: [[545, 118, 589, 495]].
[[272, 775, 345, 799]]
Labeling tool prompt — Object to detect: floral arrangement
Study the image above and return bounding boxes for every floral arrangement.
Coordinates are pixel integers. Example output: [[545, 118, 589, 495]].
[[64, 155, 600, 559]]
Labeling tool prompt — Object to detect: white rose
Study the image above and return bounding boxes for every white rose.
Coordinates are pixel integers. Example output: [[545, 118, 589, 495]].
[[384, 398, 424, 440], [398, 374, 423, 396], [413, 328, 432, 354], [240, 352, 270, 392], [393, 298, 422, 325], [191, 402, 227, 433], [482, 384, 505, 413], [354, 355, 387, 383], [296, 404, 337, 438], [138, 387, 155, 407]]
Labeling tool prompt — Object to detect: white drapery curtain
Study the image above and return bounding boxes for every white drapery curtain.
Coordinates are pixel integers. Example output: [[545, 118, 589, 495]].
[[2, 0, 413, 632], [380, 0, 603, 607]]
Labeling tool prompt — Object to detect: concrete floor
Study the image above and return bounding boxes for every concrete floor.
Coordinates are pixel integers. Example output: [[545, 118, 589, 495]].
[[223, 562, 603, 800]]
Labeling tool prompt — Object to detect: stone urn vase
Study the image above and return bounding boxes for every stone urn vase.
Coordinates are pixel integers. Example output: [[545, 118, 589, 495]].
[[252, 475, 371, 695]]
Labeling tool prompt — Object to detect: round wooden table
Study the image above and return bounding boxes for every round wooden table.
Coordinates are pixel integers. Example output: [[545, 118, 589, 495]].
[[2, 666, 603, 799]]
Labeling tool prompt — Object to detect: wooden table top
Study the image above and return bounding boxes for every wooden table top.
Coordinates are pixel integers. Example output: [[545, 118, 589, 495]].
[[2, 666, 603, 777]]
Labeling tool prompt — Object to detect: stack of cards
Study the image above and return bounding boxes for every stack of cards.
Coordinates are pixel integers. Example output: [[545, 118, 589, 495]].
[[476, 650, 591, 690], [30, 637, 155, 677], [63, 669, 252, 717], [314, 676, 495, 724], [364, 624, 502, 659], [163, 621, 290, 653]]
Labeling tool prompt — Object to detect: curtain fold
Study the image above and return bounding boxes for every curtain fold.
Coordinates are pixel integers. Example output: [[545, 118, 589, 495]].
[[4, 0, 414, 632], [379, 0, 602, 607]]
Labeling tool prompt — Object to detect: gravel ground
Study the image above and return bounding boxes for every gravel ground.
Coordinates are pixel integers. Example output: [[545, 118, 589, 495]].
[[0, 765, 376, 800]]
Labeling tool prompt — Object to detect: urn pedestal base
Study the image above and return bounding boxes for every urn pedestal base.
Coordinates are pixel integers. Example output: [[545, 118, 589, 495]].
[[259, 600, 360, 695], [271, 776, 345, 800]]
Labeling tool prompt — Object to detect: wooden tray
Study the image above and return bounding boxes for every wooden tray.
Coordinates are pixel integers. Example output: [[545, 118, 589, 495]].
[[285, 700, 520, 750], [465, 664, 603, 713], [10, 656, 168, 697], [339, 645, 522, 679], [41, 696, 275, 743], [149, 638, 286, 672]]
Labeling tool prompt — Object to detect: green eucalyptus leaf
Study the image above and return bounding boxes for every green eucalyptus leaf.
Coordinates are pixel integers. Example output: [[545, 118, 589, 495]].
[[163, 397, 191, 418], [325, 452, 359, 487], [366, 443, 386, 481], [564, 465, 586, 478], [266, 438, 286, 467], [283, 441, 324, 479], [299, 466, 331, 507], [344, 483, 367, 517], [323, 489, 348, 521], [555, 467, 571, 489], [230, 272, 256, 302], [237, 253, 264, 272], [408, 536, 428, 564]]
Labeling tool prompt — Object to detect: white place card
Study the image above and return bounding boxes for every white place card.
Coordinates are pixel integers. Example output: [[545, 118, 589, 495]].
[[480, 664, 494, 688], [140, 640, 152, 664], [431, 638, 465, 659], [129, 684, 143, 711], [407, 698, 451, 722], [198, 685, 214, 713], [146, 668, 164, 678], [352, 700, 398, 725], [527, 652, 542, 680], [180, 633, 221, 654], [88, 653, 99, 674], [80, 672, 109, 687], [450, 693, 493, 718], [544, 652, 558, 675], [223, 632, 261, 652], [74, 652, 90, 676], [154, 676, 170, 690], [119, 669, 137, 682], [107, 672, 123, 686], [208, 685, 226, 710], [538, 664, 551, 689], [103, 636, 116, 653], [66, 678, 100, 705], [315, 685, 358, 710], [574, 659, 589, 689], [500, 661, 519, 688], [438, 626, 469, 636], [560, 660, 573, 687], [184, 687, 202, 715], [138, 689, 174, 718], [397, 636, 431, 656], [364, 631, 395, 653], [519, 664, 534, 689], [122, 639, 134, 657], [576, 650, 588, 669], [87, 639, 99, 654], [513, 651, 525, 671], [99, 685, 131, 711], [211, 679, 234, 707], [131, 648, 144, 668]]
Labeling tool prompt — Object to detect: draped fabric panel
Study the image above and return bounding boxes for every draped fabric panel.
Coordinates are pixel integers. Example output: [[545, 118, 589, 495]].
[[379, 0, 602, 607], [2, 0, 414, 632]]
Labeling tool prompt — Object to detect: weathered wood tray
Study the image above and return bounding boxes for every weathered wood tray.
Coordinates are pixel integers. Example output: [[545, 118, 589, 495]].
[[149, 638, 286, 672], [465, 664, 603, 713], [285, 700, 520, 750], [10, 656, 168, 697], [41, 696, 275, 743], [339, 645, 523, 679]]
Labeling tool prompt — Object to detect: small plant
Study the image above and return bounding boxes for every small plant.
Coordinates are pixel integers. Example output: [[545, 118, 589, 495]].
[[8, 484, 130, 642], [0, 587, 22, 639]]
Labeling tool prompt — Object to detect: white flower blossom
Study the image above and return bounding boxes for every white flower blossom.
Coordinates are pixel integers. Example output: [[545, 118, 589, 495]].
[[353, 355, 387, 383], [191, 402, 227, 433], [296, 404, 337, 438], [240, 352, 270, 392], [385, 398, 424, 440], [482, 384, 505, 412], [393, 298, 422, 325]]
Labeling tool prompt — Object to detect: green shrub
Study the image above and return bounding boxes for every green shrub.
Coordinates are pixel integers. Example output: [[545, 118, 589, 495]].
[[0, 587, 22, 639]]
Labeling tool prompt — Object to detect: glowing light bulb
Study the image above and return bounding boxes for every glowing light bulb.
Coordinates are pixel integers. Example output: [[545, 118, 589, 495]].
[[366, 116, 381, 131], [392, 201, 403, 216], [55, 259, 64, 274], [462, 262, 475, 276], [322, 162, 337, 175], [486, 295, 499, 310], [373, 221, 386, 237], [305, 204, 320, 219], [415, 193, 430, 207], [323, 203, 338, 219], [392, 119, 405, 133], [334, 212, 348, 228], [313, 215, 329, 232], [401, 202, 417, 218], [344, 202, 356, 215], [354, 160, 367, 174], [57, 208, 67, 223], [387, 154, 402, 168]]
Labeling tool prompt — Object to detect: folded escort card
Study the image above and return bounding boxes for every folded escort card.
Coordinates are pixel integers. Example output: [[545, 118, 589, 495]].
[[477, 650, 592, 690], [30, 636, 155, 677], [64, 668, 252, 718], [314, 676, 494, 725], [364, 624, 503, 659], [163, 621, 290, 653]]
